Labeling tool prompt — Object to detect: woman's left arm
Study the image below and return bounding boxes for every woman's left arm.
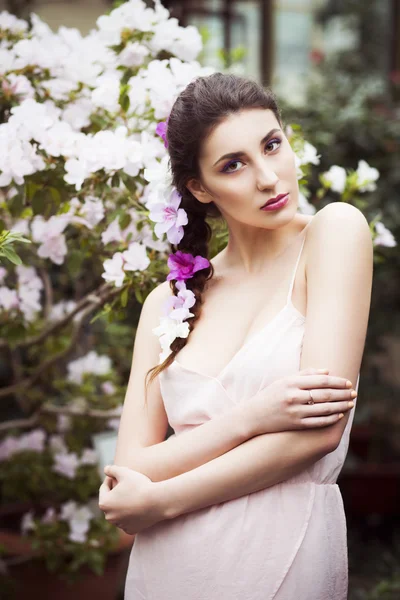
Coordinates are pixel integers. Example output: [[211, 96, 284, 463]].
[[153, 202, 373, 520], [101, 203, 373, 531]]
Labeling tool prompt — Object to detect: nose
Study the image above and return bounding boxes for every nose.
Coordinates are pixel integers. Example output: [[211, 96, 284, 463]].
[[255, 161, 279, 192]]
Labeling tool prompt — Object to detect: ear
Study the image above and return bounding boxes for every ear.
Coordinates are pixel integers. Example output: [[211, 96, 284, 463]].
[[186, 178, 213, 205]]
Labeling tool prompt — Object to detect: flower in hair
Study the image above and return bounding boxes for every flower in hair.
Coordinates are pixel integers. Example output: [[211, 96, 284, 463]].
[[167, 250, 210, 281], [163, 280, 196, 320], [148, 188, 188, 245], [155, 117, 169, 148], [152, 281, 196, 361], [152, 317, 191, 362]]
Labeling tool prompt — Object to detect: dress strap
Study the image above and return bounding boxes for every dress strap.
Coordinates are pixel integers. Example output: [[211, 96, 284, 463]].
[[286, 236, 307, 304]]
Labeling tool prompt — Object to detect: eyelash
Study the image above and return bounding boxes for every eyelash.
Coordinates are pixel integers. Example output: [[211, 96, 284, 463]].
[[221, 138, 282, 174]]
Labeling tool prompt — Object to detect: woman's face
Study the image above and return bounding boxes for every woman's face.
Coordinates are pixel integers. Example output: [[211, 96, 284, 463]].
[[187, 108, 299, 229]]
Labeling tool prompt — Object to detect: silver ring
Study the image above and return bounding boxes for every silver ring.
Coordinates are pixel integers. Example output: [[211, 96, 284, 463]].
[[307, 390, 314, 405]]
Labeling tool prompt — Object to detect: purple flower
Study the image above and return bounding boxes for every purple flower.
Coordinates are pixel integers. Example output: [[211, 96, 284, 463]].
[[155, 117, 169, 148], [167, 251, 210, 282]]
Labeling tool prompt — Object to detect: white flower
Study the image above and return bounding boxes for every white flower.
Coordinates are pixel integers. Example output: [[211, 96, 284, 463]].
[[101, 218, 124, 245], [118, 41, 149, 68], [60, 501, 78, 521], [57, 414, 72, 433], [62, 504, 94, 544], [356, 160, 379, 192], [322, 165, 347, 194], [122, 242, 150, 272], [53, 451, 79, 479], [374, 222, 397, 248], [21, 511, 36, 534], [67, 350, 112, 384], [297, 190, 316, 215], [153, 316, 191, 361], [102, 252, 126, 287], [80, 448, 98, 465], [0, 287, 19, 311], [295, 141, 320, 167]]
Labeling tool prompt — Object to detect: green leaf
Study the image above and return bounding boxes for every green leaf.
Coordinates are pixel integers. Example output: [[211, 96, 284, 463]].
[[120, 287, 129, 308], [0, 245, 23, 265], [32, 191, 46, 215], [111, 172, 120, 188], [120, 93, 130, 113], [119, 212, 132, 230], [123, 176, 136, 194], [134, 287, 143, 304]]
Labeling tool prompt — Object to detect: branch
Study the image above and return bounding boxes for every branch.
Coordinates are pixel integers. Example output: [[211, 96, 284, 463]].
[[0, 403, 121, 432], [2, 282, 111, 350], [0, 284, 127, 400]]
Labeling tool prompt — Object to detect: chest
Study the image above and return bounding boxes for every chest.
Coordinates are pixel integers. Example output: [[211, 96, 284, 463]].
[[174, 251, 307, 379]]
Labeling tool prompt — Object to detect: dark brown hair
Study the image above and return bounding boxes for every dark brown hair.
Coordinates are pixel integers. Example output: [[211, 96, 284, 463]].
[[145, 72, 282, 389]]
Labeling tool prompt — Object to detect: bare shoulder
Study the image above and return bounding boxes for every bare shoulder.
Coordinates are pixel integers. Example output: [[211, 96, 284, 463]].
[[307, 202, 370, 236], [305, 202, 373, 272]]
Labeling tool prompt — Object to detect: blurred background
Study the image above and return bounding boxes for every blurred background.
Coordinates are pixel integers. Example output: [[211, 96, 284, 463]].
[[0, 1, 399, 599]]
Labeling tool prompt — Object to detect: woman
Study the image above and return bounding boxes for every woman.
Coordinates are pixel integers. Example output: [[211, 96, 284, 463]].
[[99, 73, 373, 599]]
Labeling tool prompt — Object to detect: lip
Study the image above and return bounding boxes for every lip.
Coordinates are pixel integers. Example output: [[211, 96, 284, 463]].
[[260, 193, 289, 211]]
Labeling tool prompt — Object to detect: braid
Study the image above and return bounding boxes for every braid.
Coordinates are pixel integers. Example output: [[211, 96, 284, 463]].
[[169, 191, 214, 355]]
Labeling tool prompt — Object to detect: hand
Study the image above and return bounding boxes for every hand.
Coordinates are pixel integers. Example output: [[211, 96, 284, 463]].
[[248, 368, 356, 435], [98, 465, 163, 536]]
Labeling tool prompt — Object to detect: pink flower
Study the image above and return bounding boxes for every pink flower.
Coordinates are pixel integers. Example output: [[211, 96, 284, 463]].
[[162, 280, 196, 320], [155, 118, 169, 148], [167, 251, 210, 282], [149, 189, 188, 245]]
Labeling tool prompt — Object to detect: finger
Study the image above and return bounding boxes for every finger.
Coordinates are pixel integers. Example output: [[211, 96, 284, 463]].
[[104, 475, 116, 489], [104, 464, 124, 480], [98, 483, 109, 509], [299, 413, 346, 428], [296, 374, 352, 390], [301, 388, 356, 404], [303, 400, 354, 416]]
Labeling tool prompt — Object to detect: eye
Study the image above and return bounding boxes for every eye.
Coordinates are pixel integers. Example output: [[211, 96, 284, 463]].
[[221, 137, 282, 174], [222, 159, 243, 174], [265, 137, 282, 152]]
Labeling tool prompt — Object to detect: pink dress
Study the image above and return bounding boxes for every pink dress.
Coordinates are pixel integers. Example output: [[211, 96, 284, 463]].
[[124, 234, 359, 600]]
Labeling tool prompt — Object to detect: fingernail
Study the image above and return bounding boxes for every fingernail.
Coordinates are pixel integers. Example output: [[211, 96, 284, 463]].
[[317, 368, 329, 373], [346, 381, 352, 388], [338, 413, 344, 418], [348, 401, 354, 408]]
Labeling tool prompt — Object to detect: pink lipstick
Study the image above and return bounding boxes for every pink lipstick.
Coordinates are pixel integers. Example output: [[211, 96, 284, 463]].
[[260, 193, 289, 211]]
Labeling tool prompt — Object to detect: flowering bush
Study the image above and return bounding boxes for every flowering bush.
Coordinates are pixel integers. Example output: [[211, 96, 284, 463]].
[[0, 0, 395, 585]]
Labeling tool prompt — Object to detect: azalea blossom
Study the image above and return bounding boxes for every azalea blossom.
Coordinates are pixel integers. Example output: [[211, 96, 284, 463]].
[[102, 252, 126, 287], [122, 242, 151, 272], [21, 511, 36, 534], [295, 141, 321, 167], [373, 222, 397, 248], [167, 250, 210, 281], [322, 165, 347, 194], [355, 159, 379, 192], [67, 350, 112, 384], [53, 451, 79, 479], [152, 316, 191, 361], [297, 190, 316, 215], [162, 280, 196, 321], [149, 188, 188, 244]]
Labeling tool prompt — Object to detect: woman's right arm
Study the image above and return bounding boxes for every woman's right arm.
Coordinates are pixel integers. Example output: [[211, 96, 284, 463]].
[[112, 283, 352, 482]]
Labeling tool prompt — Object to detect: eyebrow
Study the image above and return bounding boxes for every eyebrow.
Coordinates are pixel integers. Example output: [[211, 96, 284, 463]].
[[212, 128, 282, 167]]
